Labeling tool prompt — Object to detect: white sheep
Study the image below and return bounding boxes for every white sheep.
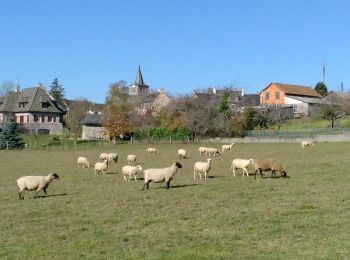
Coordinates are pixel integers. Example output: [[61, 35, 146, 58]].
[[142, 162, 183, 190], [207, 148, 220, 157], [301, 141, 314, 148], [127, 154, 137, 164], [231, 158, 252, 177], [122, 165, 142, 182], [222, 143, 235, 152], [16, 172, 60, 200], [250, 159, 287, 179], [77, 157, 90, 168], [193, 158, 212, 179], [198, 147, 208, 156], [177, 149, 187, 159], [94, 159, 109, 175], [147, 147, 158, 155], [108, 153, 118, 162], [100, 152, 109, 161]]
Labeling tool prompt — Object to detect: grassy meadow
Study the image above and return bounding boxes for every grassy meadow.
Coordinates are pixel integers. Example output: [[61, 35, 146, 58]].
[[1, 142, 350, 259]]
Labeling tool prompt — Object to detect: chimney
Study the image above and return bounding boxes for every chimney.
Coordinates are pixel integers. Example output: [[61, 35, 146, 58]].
[[213, 87, 217, 94], [241, 88, 244, 97], [15, 84, 20, 92]]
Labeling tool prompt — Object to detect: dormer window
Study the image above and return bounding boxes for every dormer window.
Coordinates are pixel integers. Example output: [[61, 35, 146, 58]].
[[18, 102, 28, 108], [42, 101, 50, 108]]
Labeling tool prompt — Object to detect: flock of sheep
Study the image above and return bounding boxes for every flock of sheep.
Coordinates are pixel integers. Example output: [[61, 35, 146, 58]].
[[16, 140, 315, 199]]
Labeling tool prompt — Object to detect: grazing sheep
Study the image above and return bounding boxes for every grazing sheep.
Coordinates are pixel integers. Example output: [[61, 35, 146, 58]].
[[122, 165, 142, 182], [222, 143, 235, 152], [100, 153, 109, 161], [127, 154, 137, 164], [301, 141, 314, 148], [194, 158, 212, 179], [147, 147, 158, 155], [17, 173, 59, 200], [250, 159, 287, 179], [142, 162, 183, 190], [177, 149, 187, 159], [230, 158, 251, 177], [94, 159, 109, 175], [77, 157, 90, 168], [207, 148, 220, 157], [199, 147, 208, 156], [108, 153, 118, 163]]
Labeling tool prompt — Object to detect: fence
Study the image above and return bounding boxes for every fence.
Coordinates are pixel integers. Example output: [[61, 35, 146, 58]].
[[244, 128, 350, 138]]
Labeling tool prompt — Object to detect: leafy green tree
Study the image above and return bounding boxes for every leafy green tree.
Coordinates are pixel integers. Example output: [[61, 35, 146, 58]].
[[49, 78, 66, 107], [218, 92, 232, 118], [0, 121, 25, 149], [314, 82, 328, 96]]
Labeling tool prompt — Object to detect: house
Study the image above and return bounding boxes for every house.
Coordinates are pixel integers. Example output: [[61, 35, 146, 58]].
[[80, 67, 171, 140], [0, 85, 66, 134], [192, 87, 260, 113], [260, 83, 322, 117], [323, 91, 350, 107]]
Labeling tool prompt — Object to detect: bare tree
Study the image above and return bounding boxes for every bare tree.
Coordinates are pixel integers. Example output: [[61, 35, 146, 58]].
[[321, 104, 345, 128], [0, 80, 15, 96]]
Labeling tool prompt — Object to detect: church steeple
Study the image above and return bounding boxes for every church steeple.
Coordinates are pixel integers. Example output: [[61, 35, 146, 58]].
[[129, 65, 150, 96], [135, 65, 145, 85]]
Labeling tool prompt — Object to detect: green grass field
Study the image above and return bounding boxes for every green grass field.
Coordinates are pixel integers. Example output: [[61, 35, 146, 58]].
[[1, 142, 350, 259]]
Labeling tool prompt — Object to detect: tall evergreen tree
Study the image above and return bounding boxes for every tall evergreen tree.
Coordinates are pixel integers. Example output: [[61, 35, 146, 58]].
[[49, 78, 66, 107], [0, 121, 25, 150]]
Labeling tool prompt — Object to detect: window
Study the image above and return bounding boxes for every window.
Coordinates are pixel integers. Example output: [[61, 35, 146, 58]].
[[34, 115, 39, 122], [41, 115, 45, 123], [19, 116, 24, 123], [265, 92, 270, 100], [18, 102, 28, 108], [275, 92, 280, 100], [48, 116, 53, 122], [42, 102, 50, 108]]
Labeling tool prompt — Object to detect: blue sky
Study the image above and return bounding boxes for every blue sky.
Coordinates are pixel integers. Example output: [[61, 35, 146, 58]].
[[1, 0, 349, 103]]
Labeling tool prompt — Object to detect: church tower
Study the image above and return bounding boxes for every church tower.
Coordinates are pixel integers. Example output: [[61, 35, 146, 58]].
[[129, 66, 150, 95]]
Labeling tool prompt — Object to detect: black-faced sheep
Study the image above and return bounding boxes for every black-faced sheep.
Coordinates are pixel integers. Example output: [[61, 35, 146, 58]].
[[250, 159, 287, 179], [142, 162, 182, 190], [17, 173, 59, 200], [301, 141, 314, 148]]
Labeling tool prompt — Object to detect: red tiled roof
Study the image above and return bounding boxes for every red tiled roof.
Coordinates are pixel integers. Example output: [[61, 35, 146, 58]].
[[265, 83, 321, 98]]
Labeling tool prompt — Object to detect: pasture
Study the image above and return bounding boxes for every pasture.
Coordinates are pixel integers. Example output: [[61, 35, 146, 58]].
[[1, 142, 350, 259]]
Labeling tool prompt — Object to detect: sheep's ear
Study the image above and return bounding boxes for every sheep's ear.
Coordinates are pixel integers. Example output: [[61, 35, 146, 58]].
[[53, 173, 59, 179]]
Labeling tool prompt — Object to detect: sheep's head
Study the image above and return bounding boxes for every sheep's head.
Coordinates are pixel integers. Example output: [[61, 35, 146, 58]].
[[50, 173, 60, 180], [174, 162, 183, 168], [206, 158, 212, 163], [137, 165, 142, 171]]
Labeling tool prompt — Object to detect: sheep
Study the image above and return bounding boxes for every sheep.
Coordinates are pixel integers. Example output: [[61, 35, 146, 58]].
[[147, 147, 158, 155], [177, 149, 187, 159], [77, 156, 90, 168], [199, 147, 208, 156], [122, 165, 142, 182], [230, 158, 252, 177], [250, 159, 287, 179], [127, 154, 137, 164], [207, 148, 220, 157], [301, 141, 314, 148], [94, 159, 109, 175], [193, 158, 212, 179], [142, 162, 183, 190], [99, 152, 109, 161], [222, 143, 235, 152], [17, 172, 59, 200], [108, 153, 118, 163]]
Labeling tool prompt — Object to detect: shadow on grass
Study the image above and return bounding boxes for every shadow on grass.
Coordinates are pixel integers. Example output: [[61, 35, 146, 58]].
[[34, 193, 69, 199], [160, 184, 200, 189]]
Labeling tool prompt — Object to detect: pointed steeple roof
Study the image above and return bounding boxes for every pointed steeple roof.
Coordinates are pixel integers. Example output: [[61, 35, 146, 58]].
[[134, 65, 145, 85]]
